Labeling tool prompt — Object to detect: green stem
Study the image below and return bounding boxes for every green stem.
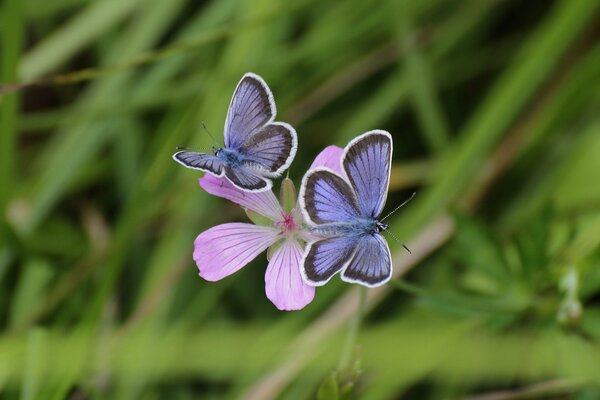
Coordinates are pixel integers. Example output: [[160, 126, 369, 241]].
[[338, 286, 368, 370], [0, 0, 23, 233]]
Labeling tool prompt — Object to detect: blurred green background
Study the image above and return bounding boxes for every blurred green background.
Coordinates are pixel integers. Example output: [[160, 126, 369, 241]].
[[1, 0, 600, 398]]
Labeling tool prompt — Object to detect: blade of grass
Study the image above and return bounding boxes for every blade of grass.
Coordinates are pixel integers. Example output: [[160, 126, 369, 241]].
[[336, 0, 500, 143], [21, 0, 144, 80], [20, 329, 46, 400], [497, 45, 600, 230], [404, 46, 451, 152], [13, 0, 185, 237], [0, 0, 23, 243], [33, 1, 190, 398], [399, 0, 600, 235], [9, 259, 53, 329], [24, 0, 88, 22], [0, 318, 599, 392], [400, 8, 450, 152]]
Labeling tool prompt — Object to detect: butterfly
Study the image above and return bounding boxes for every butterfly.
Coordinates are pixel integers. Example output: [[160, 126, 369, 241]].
[[299, 130, 395, 287], [173, 73, 297, 192]]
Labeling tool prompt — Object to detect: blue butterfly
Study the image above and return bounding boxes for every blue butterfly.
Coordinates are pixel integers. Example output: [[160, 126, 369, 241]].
[[299, 131, 395, 287], [173, 73, 297, 192]]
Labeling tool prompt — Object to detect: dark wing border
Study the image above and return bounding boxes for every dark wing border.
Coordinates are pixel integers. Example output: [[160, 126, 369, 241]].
[[172, 151, 225, 176], [341, 130, 392, 218], [340, 233, 392, 287], [238, 121, 297, 177], [299, 167, 361, 227], [224, 72, 276, 150], [224, 165, 272, 193], [300, 236, 359, 286]]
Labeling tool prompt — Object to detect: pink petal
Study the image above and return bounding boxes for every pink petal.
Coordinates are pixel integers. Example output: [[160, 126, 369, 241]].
[[265, 239, 315, 311], [194, 223, 279, 281], [309, 145, 344, 175], [199, 175, 283, 222]]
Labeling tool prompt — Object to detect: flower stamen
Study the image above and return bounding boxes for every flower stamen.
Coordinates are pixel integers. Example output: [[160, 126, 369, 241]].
[[276, 211, 298, 235]]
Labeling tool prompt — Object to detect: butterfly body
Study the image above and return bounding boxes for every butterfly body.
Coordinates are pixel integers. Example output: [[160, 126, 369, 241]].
[[310, 219, 387, 237], [300, 131, 394, 288], [214, 147, 244, 168], [173, 73, 297, 192]]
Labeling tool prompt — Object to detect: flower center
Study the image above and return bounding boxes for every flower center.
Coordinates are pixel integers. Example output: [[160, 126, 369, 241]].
[[276, 211, 297, 234]]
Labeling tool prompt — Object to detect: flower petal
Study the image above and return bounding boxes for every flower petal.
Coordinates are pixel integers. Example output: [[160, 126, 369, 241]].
[[309, 145, 344, 174], [265, 239, 315, 311], [194, 223, 279, 281], [199, 175, 283, 221]]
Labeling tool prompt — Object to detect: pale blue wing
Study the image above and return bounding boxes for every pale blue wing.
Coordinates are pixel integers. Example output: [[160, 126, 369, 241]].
[[341, 233, 392, 287], [302, 236, 358, 286], [300, 168, 361, 226], [172, 151, 224, 176], [238, 122, 297, 176], [342, 130, 392, 218], [224, 73, 275, 150], [224, 165, 271, 192]]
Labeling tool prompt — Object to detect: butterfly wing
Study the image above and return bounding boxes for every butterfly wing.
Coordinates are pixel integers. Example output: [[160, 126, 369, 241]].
[[300, 167, 366, 285], [224, 73, 297, 178], [238, 122, 297, 177], [172, 151, 224, 176], [300, 168, 361, 226], [300, 132, 395, 287], [341, 233, 392, 287], [301, 236, 359, 286], [176, 74, 296, 188], [224, 164, 271, 192], [342, 130, 392, 218], [224, 73, 276, 150]]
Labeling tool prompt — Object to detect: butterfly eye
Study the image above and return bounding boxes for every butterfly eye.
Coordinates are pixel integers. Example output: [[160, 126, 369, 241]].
[[375, 222, 388, 232]]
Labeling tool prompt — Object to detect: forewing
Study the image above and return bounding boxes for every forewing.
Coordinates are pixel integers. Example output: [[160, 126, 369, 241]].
[[341, 233, 392, 287], [302, 236, 358, 286], [172, 151, 224, 176], [224, 73, 275, 150], [300, 168, 361, 226], [343, 130, 392, 218], [238, 122, 297, 176], [224, 165, 271, 192]]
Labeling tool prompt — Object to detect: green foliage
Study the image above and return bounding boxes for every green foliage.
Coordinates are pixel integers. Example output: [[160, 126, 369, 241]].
[[317, 372, 339, 400], [245, 209, 273, 227], [1, 0, 600, 398]]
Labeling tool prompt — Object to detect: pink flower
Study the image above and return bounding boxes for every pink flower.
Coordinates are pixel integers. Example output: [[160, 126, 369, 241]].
[[193, 146, 344, 311]]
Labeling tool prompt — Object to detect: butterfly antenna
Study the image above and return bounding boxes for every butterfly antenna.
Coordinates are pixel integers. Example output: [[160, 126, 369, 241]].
[[201, 121, 220, 147], [175, 146, 212, 152], [380, 192, 416, 222], [382, 228, 412, 254]]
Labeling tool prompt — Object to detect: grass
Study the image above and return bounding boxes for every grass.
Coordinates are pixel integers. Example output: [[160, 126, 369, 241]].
[[1, 0, 600, 398]]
